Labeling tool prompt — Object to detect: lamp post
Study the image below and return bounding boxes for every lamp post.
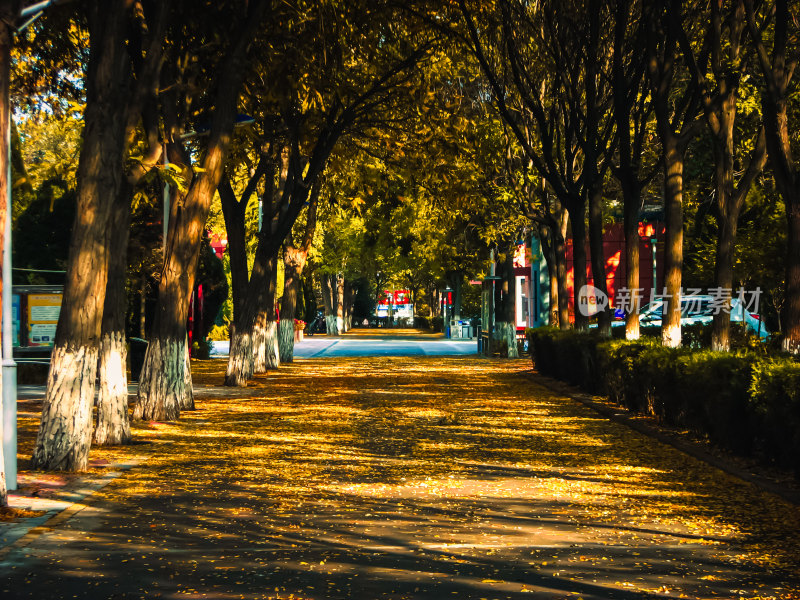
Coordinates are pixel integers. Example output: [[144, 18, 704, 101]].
[[442, 287, 453, 337], [1, 0, 67, 491], [650, 236, 658, 303]]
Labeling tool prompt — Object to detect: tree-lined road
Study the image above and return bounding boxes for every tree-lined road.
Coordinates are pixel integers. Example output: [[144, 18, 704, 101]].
[[213, 330, 477, 358], [2, 356, 798, 599]]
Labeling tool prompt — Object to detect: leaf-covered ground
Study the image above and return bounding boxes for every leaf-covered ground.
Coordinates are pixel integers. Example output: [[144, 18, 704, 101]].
[[3, 356, 800, 599]]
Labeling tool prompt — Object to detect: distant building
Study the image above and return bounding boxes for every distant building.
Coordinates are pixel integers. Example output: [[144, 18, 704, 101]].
[[514, 220, 666, 331], [376, 289, 413, 320]]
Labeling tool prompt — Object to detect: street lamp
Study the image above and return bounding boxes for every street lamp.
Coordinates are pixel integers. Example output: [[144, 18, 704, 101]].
[[442, 287, 453, 337], [1, 0, 68, 491], [650, 236, 658, 302]]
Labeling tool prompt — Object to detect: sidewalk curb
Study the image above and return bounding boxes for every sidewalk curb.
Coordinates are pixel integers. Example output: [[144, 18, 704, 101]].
[[0, 448, 159, 561], [524, 371, 800, 507]]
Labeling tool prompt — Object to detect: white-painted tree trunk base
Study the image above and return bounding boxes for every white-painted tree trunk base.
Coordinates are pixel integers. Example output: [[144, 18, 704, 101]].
[[278, 319, 295, 363], [182, 338, 194, 410], [255, 321, 279, 373], [31, 344, 99, 471], [662, 324, 681, 348], [253, 323, 266, 373], [94, 331, 131, 445], [505, 323, 519, 358], [325, 315, 339, 336], [133, 336, 185, 422], [225, 327, 255, 387], [495, 322, 519, 358]]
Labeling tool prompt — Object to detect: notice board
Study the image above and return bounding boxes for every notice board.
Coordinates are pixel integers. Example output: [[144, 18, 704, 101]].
[[27, 294, 61, 346]]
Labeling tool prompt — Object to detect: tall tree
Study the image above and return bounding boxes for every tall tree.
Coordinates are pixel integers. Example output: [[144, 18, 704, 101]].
[[31, 0, 132, 471], [645, 0, 704, 348], [744, 0, 800, 352], [684, 0, 767, 351], [611, 0, 659, 340], [279, 185, 318, 362], [222, 1, 434, 385], [96, 0, 167, 445], [134, 0, 268, 417], [459, 0, 616, 332]]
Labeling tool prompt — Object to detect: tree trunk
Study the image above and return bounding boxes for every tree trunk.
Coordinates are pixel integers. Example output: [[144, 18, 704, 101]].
[[219, 180, 249, 323], [588, 182, 611, 336], [183, 335, 194, 410], [135, 179, 192, 418], [278, 317, 295, 362], [710, 94, 737, 352], [344, 280, 356, 331], [783, 206, 800, 352], [623, 181, 642, 340], [745, 0, 800, 352], [570, 202, 589, 331], [278, 245, 306, 362], [133, 336, 184, 421], [321, 274, 334, 334], [336, 275, 345, 333], [612, 0, 645, 341], [134, 2, 264, 414], [253, 252, 279, 373], [139, 273, 147, 338], [555, 209, 570, 330], [95, 330, 131, 444], [322, 274, 340, 335], [225, 322, 255, 387], [255, 317, 279, 372], [537, 224, 559, 328], [95, 181, 133, 446], [31, 0, 129, 471], [661, 141, 684, 348], [226, 247, 277, 384]]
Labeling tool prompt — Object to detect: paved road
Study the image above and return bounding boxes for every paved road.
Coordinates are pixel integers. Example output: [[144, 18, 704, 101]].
[[3, 356, 798, 599], [211, 331, 478, 358]]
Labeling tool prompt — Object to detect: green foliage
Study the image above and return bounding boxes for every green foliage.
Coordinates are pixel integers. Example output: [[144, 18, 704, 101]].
[[191, 339, 212, 360], [16, 111, 82, 199], [749, 360, 800, 471], [12, 181, 76, 284], [528, 328, 800, 475]]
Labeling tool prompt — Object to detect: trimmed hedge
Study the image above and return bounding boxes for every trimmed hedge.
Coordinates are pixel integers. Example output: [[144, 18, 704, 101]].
[[528, 327, 800, 476]]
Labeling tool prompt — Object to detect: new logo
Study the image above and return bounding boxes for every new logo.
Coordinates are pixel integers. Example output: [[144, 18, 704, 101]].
[[577, 284, 609, 317]]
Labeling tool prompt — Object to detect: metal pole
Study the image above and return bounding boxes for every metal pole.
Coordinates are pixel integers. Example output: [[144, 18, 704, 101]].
[[3, 115, 16, 490], [489, 249, 495, 351], [651, 237, 657, 302]]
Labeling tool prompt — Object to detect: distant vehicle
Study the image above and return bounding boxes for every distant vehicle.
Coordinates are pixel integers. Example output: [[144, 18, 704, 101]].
[[611, 294, 768, 337], [305, 314, 326, 335]]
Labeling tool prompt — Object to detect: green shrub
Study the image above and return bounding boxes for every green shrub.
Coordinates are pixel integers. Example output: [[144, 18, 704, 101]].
[[191, 339, 212, 360], [596, 338, 681, 417], [676, 351, 757, 453], [528, 325, 800, 478], [749, 360, 800, 475], [528, 327, 603, 392]]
